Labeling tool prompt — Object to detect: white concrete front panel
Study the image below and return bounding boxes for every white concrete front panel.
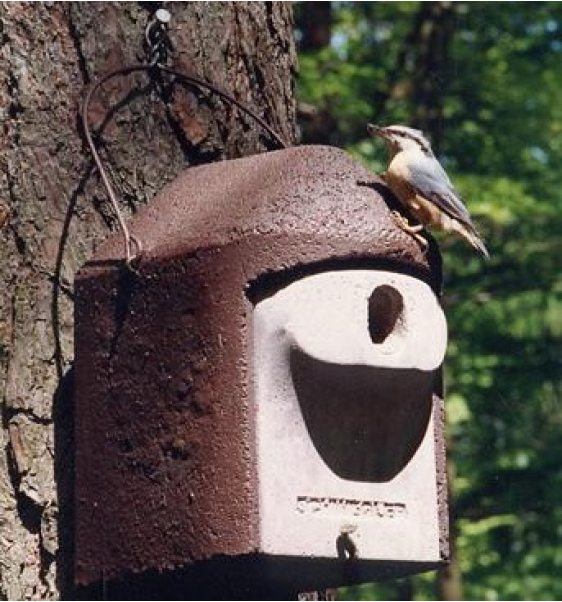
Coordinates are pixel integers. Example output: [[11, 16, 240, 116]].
[[253, 270, 446, 561]]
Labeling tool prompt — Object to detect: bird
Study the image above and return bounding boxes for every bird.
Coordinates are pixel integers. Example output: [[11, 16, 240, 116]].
[[367, 124, 489, 258]]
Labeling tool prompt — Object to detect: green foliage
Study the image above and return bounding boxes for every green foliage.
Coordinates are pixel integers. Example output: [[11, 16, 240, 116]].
[[296, 2, 562, 599]]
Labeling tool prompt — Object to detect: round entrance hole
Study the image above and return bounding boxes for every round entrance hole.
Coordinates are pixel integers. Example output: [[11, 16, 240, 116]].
[[367, 284, 404, 344]]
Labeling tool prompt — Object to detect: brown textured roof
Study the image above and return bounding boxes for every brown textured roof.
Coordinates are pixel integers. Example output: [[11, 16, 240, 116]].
[[93, 145, 435, 276]]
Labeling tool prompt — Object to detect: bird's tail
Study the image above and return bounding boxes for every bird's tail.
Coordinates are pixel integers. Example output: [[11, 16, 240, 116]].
[[464, 225, 490, 259], [450, 217, 490, 258]]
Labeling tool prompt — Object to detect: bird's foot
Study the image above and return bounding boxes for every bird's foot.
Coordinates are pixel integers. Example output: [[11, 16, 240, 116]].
[[390, 210, 428, 252]]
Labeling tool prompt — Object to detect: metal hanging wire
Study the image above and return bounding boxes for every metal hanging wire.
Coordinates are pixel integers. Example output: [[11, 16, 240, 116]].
[[81, 8, 288, 268]]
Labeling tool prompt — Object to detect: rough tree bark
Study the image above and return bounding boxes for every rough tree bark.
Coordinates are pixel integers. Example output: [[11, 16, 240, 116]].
[[0, 2, 296, 599]]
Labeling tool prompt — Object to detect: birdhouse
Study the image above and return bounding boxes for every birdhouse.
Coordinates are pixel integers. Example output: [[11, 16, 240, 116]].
[[74, 145, 449, 593]]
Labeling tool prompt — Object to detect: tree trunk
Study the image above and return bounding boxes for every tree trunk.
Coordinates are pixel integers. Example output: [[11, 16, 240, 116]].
[[298, 2, 332, 51], [373, 1, 455, 154], [436, 445, 464, 601], [0, 2, 296, 599], [409, 1, 455, 154], [294, 2, 335, 145]]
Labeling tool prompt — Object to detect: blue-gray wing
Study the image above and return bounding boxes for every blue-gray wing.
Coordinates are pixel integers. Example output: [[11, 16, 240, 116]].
[[408, 156, 474, 227]]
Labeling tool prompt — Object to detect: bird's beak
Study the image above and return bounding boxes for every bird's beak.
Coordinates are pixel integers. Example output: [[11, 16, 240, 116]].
[[367, 124, 388, 139]]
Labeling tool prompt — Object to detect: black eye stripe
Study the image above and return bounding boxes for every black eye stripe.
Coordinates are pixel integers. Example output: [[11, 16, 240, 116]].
[[386, 129, 431, 154]]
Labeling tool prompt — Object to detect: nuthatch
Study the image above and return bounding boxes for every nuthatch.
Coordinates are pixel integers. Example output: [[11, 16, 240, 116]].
[[367, 124, 489, 258]]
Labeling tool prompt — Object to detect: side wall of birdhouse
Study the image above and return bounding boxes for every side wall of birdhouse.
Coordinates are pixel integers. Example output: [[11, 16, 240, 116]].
[[74, 251, 260, 585]]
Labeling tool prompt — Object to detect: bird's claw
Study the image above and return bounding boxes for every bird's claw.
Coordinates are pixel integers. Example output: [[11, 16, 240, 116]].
[[390, 210, 428, 252]]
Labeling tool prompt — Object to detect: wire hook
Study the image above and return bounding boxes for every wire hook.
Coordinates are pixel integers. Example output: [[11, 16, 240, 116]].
[[145, 8, 172, 67]]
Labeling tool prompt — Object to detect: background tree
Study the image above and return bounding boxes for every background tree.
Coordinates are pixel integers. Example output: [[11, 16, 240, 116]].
[[0, 2, 296, 599], [296, 2, 562, 600]]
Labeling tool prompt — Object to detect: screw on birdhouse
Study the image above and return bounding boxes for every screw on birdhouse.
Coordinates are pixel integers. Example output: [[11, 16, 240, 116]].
[[337, 524, 358, 560]]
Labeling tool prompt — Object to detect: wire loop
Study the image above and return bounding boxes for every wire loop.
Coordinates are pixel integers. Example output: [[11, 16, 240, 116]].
[[81, 60, 288, 269]]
